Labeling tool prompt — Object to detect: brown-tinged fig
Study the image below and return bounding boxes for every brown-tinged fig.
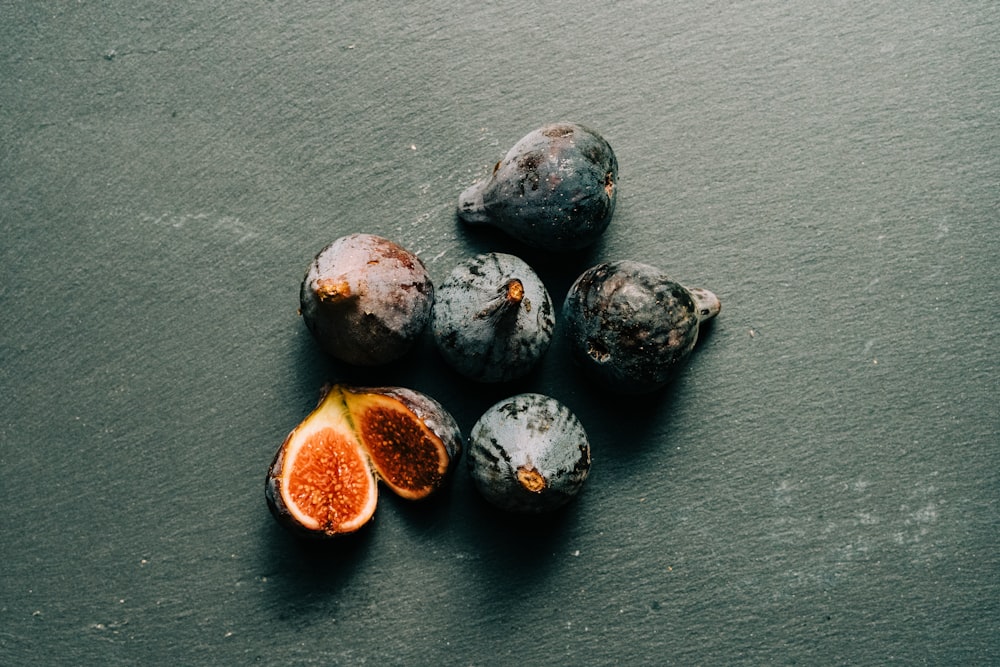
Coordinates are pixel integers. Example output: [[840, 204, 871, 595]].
[[265, 385, 462, 538], [299, 233, 434, 365]]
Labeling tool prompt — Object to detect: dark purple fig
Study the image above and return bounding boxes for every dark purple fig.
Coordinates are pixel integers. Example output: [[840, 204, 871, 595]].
[[265, 384, 462, 538], [432, 252, 554, 382], [563, 260, 720, 394], [299, 234, 433, 365], [458, 122, 618, 251], [468, 393, 591, 513]]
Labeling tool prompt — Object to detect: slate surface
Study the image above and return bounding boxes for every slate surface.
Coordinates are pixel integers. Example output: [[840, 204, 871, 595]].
[[2, 2, 997, 665]]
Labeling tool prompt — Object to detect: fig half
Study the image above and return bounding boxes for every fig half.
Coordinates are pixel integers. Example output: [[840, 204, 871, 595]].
[[265, 385, 462, 537]]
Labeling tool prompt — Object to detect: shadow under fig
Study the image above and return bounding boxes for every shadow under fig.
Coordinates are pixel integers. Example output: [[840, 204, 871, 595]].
[[257, 512, 376, 606]]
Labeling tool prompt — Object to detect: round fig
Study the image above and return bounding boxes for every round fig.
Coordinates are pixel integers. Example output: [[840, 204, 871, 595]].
[[432, 252, 554, 383], [265, 384, 462, 538], [468, 393, 591, 513], [563, 260, 720, 394], [299, 234, 433, 365], [458, 122, 618, 251]]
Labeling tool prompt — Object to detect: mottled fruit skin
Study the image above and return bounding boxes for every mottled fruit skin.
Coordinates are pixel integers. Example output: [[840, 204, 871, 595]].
[[458, 122, 618, 251], [265, 384, 462, 538], [563, 261, 721, 394], [300, 234, 433, 365], [468, 393, 591, 513], [432, 253, 555, 383]]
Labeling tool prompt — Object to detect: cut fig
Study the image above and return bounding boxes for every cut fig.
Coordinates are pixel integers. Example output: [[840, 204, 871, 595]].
[[266, 385, 462, 537], [341, 387, 461, 500]]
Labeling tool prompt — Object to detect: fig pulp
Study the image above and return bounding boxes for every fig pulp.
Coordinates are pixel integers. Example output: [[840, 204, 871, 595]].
[[266, 385, 462, 537]]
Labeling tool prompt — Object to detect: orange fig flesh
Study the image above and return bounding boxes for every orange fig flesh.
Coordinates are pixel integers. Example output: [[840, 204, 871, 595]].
[[266, 385, 462, 538], [266, 390, 378, 537]]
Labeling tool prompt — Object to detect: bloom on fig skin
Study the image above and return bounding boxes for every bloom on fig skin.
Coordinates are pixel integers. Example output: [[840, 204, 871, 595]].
[[432, 252, 554, 382], [467, 393, 591, 513]]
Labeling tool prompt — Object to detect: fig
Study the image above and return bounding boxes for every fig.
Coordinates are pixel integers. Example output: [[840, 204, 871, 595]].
[[467, 393, 591, 513], [563, 260, 721, 394], [265, 384, 462, 537], [431, 252, 555, 383], [458, 122, 618, 251], [299, 233, 433, 365]]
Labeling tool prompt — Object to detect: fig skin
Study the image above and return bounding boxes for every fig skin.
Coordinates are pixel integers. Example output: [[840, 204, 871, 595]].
[[563, 260, 721, 394], [299, 234, 434, 366], [468, 393, 591, 513], [265, 384, 462, 538], [432, 252, 555, 383], [458, 122, 618, 251]]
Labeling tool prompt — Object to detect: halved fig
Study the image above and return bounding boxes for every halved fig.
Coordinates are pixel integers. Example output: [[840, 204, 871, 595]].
[[341, 386, 462, 500], [265, 385, 462, 538]]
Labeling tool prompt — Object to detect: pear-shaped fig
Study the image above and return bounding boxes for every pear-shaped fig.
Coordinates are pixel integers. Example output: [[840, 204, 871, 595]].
[[299, 234, 433, 365], [266, 385, 462, 537], [432, 252, 555, 383], [563, 260, 721, 394], [468, 393, 591, 513], [458, 122, 618, 251]]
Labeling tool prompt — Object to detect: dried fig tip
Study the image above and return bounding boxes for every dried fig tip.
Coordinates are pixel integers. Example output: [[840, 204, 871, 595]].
[[315, 278, 352, 303], [505, 279, 525, 305], [604, 171, 615, 198], [516, 466, 546, 493]]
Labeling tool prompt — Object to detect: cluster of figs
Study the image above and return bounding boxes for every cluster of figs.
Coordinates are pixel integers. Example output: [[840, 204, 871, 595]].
[[266, 122, 721, 537]]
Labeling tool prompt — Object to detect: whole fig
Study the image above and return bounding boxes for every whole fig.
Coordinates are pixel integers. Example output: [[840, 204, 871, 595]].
[[299, 234, 433, 365], [458, 122, 618, 251], [563, 260, 720, 394], [467, 393, 591, 513], [432, 252, 554, 382]]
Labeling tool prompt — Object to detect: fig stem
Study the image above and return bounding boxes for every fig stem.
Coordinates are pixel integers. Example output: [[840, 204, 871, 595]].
[[687, 287, 721, 323], [457, 182, 490, 224], [477, 278, 527, 321]]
